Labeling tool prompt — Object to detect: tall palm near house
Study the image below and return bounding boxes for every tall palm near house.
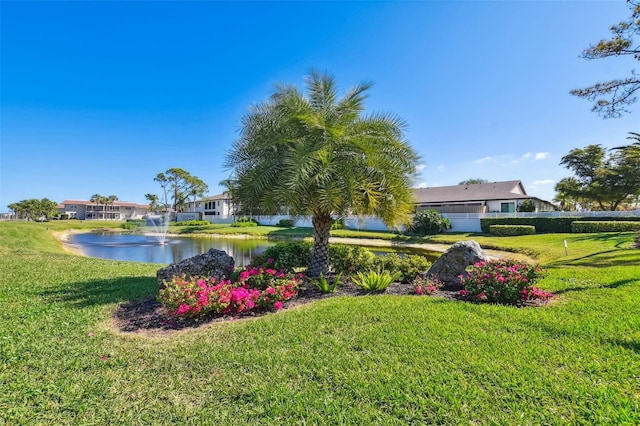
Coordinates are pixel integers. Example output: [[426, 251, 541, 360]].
[[106, 195, 118, 219], [90, 194, 106, 219], [225, 71, 419, 276]]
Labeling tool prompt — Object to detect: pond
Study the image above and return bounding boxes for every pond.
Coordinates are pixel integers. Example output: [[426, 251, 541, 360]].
[[69, 231, 440, 265], [69, 232, 274, 266]]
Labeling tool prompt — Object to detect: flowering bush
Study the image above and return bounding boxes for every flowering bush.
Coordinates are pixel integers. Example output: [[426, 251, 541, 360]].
[[158, 265, 301, 318], [458, 259, 552, 305], [413, 275, 443, 295]]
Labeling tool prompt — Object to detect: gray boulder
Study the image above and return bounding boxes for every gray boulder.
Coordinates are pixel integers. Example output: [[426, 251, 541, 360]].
[[157, 248, 234, 289], [424, 240, 489, 290]]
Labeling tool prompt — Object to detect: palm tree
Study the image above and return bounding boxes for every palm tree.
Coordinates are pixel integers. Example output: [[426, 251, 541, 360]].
[[219, 178, 237, 221], [89, 194, 106, 220], [106, 195, 118, 219], [225, 71, 419, 276]]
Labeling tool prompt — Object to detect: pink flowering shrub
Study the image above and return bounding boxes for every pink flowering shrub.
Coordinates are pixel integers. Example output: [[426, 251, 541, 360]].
[[413, 275, 443, 295], [458, 259, 552, 305], [158, 266, 301, 318]]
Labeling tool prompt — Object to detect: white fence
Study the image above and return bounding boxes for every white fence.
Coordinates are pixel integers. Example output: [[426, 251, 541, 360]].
[[202, 210, 640, 234]]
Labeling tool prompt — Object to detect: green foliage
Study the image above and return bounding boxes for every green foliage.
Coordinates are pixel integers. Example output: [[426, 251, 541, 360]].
[[570, 1, 640, 118], [458, 178, 488, 185], [489, 225, 536, 236], [329, 244, 375, 275], [352, 269, 402, 292], [276, 219, 294, 228], [225, 70, 419, 277], [121, 220, 145, 230], [557, 143, 640, 211], [459, 259, 550, 305], [230, 217, 258, 227], [154, 168, 208, 213], [310, 273, 342, 294], [516, 199, 536, 212], [8, 198, 59, 220], [171, 220, 210, 226], [331, 218, 345, 230], [252, 240, 312, 271], [408, 209, 451, 235], [481, 216, 640, 234], [372, 253, 431, 284], [572, 220, 640, 233]]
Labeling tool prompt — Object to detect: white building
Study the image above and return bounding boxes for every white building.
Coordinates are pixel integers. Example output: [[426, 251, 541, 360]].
[[184, 193, 234, 222], [57, 200, 149, 220]]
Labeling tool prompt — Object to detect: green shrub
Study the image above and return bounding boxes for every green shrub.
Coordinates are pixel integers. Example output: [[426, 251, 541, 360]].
[[252, 240, 312, 271], [481, 216, 640, 234], [372, 253, 431, 283], [352, 269, 402, 292], [172, 220, 210, 226], [516, 199, 536, 212], [329, 244, 375, 275], [331, 218, 345, 230], [408, 209, 451, 235], [489, 225, 536, 236], [122, 219, 145, 230], [310, 273, 342, 294], [231, 217, 259, 227], [572, 220, 640, 233], [277, 219, 294, 228]]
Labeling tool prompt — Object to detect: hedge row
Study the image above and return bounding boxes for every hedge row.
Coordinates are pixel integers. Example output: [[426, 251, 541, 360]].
[[571, 221, 640, 233], [489, 225, 536, 236], [480, 216, 640, 234]]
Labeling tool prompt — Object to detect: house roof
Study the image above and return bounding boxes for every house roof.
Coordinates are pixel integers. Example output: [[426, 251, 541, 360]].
[[59, 200, 148, 208], [413, 180, 530, 204]]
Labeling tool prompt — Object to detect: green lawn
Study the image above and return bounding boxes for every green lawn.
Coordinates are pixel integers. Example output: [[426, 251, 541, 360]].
[[1, 221, 639, 424]]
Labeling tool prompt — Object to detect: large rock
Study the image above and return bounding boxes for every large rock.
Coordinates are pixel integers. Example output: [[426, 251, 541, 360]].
[[424, 240, 489, 290], [157, 248, 234, 289]]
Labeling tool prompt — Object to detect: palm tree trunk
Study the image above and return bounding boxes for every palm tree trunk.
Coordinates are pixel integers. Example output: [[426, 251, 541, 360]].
[[309, 212, 332, 277]]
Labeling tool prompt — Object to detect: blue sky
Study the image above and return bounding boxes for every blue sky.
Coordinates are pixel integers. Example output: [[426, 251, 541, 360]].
[[1, 1, 638, 210]]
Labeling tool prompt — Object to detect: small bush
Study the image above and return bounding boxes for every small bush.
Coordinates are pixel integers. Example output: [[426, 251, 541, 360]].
[[352, 269, 402, 292], [331, 218, 345, 230], [173, 220, 210, 226], [459, 259, 551, 305], [372, 253, 431, 283], [310, 273, 342, 294], [329, 244, 375, 275], [277, 219, 294, 227], [408, 209, 451, 235], [231, 217, 258, 227], [489, 225, 536, 236], [158, 267, 301, 317], [572, 221, 640, 233], [413, 275, 443, 295], [252, 241, 312, 271], [122, 220, 145, 230]]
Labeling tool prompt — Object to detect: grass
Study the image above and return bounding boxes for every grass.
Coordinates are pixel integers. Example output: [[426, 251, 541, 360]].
[[1, 221, 639, 424]]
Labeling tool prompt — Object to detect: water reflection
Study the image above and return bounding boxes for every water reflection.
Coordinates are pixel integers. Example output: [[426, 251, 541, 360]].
[[70, 232, 274, 266]]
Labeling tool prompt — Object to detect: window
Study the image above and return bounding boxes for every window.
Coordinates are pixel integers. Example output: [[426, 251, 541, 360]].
[[500, 202, 515, 213]]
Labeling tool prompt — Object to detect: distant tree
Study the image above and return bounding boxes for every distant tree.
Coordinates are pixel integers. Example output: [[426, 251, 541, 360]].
[[154, 168, 209, 213], [408, 209, 451, 235], [458, 178, 488, 185], [516, 199, 536, 212], [570, 0, 640, 118], [89, 194, 106, 220], [225, 71, 419, 277], [144, 194, 163, 212], [8, 198, 58, 220], [557, 141, 640, 210]]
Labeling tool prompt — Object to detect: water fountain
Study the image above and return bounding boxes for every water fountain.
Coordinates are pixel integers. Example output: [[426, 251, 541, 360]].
[[145, 213, 170, 245]]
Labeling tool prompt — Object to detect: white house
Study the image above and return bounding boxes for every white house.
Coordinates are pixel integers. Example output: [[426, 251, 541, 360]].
[[185, 193, 234, 222], [413, 180, 556, 213], [57, 200, 149, 220]]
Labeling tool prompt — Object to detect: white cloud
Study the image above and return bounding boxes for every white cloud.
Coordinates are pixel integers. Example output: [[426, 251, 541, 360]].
[[475, 156, 492, 164], [436, 165, 446, 171], [531, 179, 555, 185], [535, 152, 549, 160], [522, 152, 532, 159], [415, 164, 426, 171], [417, 182, 427, 188]]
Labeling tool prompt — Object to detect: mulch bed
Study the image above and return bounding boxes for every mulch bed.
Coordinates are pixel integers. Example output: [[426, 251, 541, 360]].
[[112, 280, 549, 335], [112, 281, 464, 334]]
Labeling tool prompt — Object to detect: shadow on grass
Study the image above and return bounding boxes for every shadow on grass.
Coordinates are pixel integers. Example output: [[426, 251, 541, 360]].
[[546, 249, 640, 268], [608, 338, 640, 354], [550, 278, 638, 295], [40, 276, 157, 308]]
